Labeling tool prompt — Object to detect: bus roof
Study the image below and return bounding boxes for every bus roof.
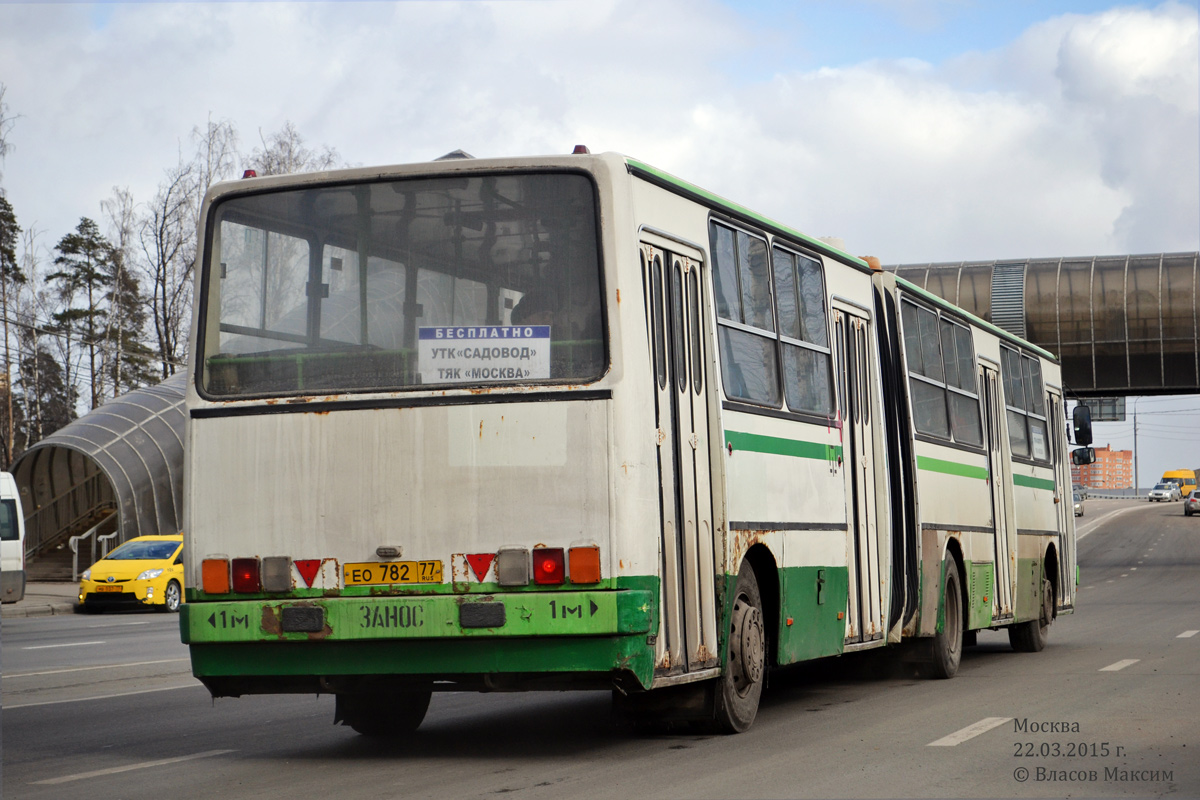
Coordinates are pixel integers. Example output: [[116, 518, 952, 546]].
[[624, 157, 872, 273]]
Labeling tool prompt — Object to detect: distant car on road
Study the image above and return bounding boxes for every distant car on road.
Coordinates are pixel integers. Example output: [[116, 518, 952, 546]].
[[1149, 483, 1182, 502], [1073, 491, 1084, 517], [78, 534, 184, 613], [1073, 483, 1089, 501], [1185, 490, 1200, 517]]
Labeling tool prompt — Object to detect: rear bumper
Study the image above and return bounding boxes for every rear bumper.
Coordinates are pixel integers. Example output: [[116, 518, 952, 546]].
[[1, 569, 25, 603], [182, 588, 658, 690]]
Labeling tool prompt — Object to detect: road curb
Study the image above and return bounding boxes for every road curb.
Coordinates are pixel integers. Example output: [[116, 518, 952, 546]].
[[1, 602, 80, 619]]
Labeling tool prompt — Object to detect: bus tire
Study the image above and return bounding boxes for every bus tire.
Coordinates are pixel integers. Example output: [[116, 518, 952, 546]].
[[714, 564, 765, 734], [336, 688, 432, 738], [922, 557, 963, 679], [1009, 574, 1053, 653]]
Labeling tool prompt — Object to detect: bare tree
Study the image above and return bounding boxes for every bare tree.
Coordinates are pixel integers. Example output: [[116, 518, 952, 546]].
[[0, 83, 18, 190], [192, 116, 240, 203], [14, 225, 79, 447], [245, 120, 339, 177], [139, 158, 194, 380], [102, 187, 135, 398]]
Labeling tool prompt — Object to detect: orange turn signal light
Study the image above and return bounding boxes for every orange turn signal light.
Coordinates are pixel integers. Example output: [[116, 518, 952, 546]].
[[202, 558, 230, 594], [568, 546, 601, 584]]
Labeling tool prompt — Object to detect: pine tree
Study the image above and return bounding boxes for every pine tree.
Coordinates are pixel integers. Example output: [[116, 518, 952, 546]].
[[102, 266, 156, 394], [0, 196, 24, 466], [50, 218, 115, 410]]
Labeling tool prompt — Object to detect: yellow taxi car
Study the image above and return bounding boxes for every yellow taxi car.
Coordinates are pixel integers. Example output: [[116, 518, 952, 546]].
[[78, 534, 184, 613]]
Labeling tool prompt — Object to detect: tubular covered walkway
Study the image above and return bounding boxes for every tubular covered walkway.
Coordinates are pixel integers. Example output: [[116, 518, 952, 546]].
[[13, 374, 187, 564], [888, 252, 1200, 397]]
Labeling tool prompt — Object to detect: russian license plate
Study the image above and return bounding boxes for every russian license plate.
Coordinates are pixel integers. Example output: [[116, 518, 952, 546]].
[[94, 585, 122, 593], [344, 561, 443, 586]]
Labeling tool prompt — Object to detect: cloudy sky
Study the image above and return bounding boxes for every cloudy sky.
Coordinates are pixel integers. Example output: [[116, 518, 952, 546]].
[[0, 0, 1198, 486]]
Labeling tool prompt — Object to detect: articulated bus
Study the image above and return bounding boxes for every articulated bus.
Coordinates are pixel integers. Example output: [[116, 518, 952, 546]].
[[181, 151, 1082, 734]]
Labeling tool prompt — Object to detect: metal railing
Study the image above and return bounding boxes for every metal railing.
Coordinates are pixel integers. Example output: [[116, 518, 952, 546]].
[[69, 514, 120, 581], [23, 473, 114, 557]]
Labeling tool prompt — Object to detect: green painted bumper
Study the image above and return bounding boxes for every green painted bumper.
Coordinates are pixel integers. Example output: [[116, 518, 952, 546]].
[[182, 589, 658, 687]]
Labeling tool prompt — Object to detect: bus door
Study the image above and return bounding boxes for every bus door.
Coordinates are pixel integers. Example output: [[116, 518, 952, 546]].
[[641, 242, 718, 673], [980, 360, 1014, 620], [832, 306, 883, 644], [1048, 391, 1075, 609]]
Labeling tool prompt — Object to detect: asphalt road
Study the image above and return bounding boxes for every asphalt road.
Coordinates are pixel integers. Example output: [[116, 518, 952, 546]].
[[2, 498, 1197, 799]]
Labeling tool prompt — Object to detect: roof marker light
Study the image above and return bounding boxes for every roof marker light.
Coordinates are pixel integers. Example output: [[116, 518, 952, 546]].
[[572, 145, 590, 154], [242, 169, 257, 179]]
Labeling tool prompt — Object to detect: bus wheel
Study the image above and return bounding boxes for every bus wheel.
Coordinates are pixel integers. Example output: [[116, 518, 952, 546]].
[[923, 557, 963, 679], [714, 565, 765, 733], [1009, 575, 1053, 653], [335, 688, 432, 738]]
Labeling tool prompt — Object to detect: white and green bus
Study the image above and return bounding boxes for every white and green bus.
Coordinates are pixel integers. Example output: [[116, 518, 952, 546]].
[[181, 150, 1082, 734]]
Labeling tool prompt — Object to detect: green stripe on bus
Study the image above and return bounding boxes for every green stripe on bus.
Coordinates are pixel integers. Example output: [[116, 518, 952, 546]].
[[1013, 473, 1056, 491], [916, 455, 989, 481], [725, 430, 841, 461]]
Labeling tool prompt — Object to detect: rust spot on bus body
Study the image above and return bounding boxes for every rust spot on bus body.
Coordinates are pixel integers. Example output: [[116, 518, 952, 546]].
[[732, 528, 768, 569], [261, 605, 282, 637]]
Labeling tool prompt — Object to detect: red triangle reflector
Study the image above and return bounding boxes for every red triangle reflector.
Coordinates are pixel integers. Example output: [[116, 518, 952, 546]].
[[465, 553, 496, 582], [295, 559, 321, 587]]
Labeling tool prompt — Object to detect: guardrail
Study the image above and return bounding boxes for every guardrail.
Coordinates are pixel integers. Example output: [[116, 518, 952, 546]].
[[69, 515, 120, 581]]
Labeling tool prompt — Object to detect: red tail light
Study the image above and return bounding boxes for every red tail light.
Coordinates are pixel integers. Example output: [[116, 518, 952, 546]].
[[232, 557, 261, 593], [532, 548, 565, 585]]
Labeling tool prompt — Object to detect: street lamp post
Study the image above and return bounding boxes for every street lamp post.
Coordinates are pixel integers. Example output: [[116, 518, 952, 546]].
[[1132, 397, 1141, 496]]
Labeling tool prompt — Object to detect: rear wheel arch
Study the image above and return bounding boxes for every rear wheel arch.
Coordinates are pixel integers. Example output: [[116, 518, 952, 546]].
[[942, 537, 968, 632], [739, 543, 779, 667], [1043, 544, 1059, 621]]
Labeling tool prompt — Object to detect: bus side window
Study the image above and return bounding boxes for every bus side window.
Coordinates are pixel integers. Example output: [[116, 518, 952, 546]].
[[709, 222, 781, 407], [772, 245, 832, 415]]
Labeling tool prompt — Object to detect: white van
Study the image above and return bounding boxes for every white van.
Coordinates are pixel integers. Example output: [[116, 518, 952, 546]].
[[1, 471, 26, 603]]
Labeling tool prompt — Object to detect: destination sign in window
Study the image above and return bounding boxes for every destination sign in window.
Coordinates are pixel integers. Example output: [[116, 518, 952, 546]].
[[417, 326, 551, 383]]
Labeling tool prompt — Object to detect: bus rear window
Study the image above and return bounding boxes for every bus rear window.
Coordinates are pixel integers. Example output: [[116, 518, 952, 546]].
[[200, 172, 604, 397]]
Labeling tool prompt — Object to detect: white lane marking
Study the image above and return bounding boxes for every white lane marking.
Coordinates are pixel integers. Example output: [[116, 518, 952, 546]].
[[31, 749, 235, 785], [3, 683, 201, 709], [1075, 506, 1139, 541], [928, 716, 1012, 746], [1099, 659, 1140, 672], [1178, 630, 1199, 639], [1130, 567, 1137, 571], [22, 641, 105, 650], [5, 658, 189, 679]]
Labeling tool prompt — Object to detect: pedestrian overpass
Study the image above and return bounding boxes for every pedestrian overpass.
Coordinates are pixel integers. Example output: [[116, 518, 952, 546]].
[[888, 252, 1200, 398]]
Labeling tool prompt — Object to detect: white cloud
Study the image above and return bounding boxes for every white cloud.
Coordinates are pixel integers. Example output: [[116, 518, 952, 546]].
[[0, 0, 1195, 265]]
